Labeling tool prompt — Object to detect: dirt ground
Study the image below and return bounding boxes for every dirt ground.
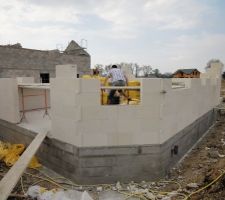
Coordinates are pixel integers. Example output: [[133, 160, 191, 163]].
[[166, 110, 225, 200]]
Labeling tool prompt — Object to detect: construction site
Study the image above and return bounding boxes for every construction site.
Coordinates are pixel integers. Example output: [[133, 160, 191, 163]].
[[0, 42, 225, 200]]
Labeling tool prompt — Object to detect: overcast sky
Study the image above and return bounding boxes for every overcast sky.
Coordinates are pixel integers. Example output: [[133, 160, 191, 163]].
[[0, 0, 225, 72]]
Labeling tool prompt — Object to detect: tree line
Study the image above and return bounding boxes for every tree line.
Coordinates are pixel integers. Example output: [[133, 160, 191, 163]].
[[94, 62, 173, 78]]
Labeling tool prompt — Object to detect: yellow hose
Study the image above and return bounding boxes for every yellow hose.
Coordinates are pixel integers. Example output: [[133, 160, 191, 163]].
[[184, 170, 225, 200], [3, 165, 223, 200]]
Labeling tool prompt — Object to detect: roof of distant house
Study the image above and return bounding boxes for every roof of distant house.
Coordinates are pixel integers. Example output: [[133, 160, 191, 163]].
[[174, 68, 199, 74]]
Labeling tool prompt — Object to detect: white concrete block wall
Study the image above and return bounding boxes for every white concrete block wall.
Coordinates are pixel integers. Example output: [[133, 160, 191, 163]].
[[50, 76, 82, 144], [50, 63, 222, 147], [160, 72, 221, 143], [0, 78, 20, 123], [76, 93, 100, 106], [51, 78, 80, 94], [80, 79, 100, 93], [51, 115, 82, 146]]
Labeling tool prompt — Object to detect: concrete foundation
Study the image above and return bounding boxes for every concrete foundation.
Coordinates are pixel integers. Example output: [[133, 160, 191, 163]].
[[0, 109, 217, 184]]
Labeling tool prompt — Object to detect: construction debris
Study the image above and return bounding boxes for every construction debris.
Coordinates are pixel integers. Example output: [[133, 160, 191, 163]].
[[27, 186, 93, 200], [186, 182, 198, 189]]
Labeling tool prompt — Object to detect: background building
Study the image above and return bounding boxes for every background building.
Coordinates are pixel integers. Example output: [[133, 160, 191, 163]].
[[173, 68, 200, 78], [0, 40, 90, 82]]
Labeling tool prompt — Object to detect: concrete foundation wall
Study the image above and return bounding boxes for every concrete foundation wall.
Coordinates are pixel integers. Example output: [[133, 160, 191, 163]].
[[0, 109, 217, 184]]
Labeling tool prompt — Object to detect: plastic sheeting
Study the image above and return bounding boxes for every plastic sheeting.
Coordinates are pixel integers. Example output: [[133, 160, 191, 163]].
[[27, 185, 93, 200]]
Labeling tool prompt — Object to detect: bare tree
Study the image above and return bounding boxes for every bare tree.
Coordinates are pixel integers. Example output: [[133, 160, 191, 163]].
[[130, 63, 140, 77], [142, 65, 153, 77]]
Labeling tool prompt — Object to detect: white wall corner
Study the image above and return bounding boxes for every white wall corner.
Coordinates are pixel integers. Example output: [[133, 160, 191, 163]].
[[80, 78, 100, 93]]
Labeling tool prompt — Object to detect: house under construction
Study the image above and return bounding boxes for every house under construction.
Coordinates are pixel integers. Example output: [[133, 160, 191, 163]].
[[0, 59, 223, 187]]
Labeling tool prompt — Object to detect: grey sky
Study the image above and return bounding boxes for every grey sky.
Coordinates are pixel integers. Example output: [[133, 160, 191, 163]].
[[0, 0, 225, 72]]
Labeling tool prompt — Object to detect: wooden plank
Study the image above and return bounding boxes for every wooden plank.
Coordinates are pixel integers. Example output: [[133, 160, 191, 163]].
[[19, 85, 50, 89], [101, 86, 140, 90], [0, 132, 47, 200]]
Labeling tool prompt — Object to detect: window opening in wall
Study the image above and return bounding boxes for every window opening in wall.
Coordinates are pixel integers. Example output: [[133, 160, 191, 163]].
[[100, 85, 141, 105], [40, 73, 49, 83], [82, 75, 141, 106]]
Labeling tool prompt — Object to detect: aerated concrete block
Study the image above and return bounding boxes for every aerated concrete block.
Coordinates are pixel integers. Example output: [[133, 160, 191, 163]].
[[80, 79, 100, 93], [161, 79, 172, 93], [103, 106, 118, 120], [117, 106, 139, 119], [136, 106, 159, 119], [141, 78, 162, 93], [78, 119, 115, 135], [132, 131, 159, 145], [0, 78, 20, 123], [82, 132, 108, 146], [141, 93, 161, 106], [76, 93, 100, 106], [81, 106, 107, 120], [51, 105, 81, 121], [117, 118, 140, 133], [117, 132, 133, 145], [50, 78, 80, 93], [107, 133, 119, 146], [51, 116, 82, 146]]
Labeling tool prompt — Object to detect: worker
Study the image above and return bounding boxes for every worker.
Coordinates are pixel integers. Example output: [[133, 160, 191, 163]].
[[104, 65, 129, 104]]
